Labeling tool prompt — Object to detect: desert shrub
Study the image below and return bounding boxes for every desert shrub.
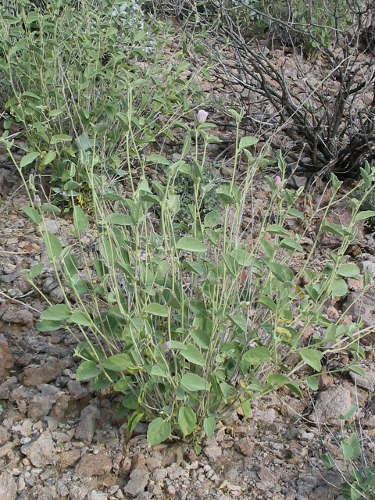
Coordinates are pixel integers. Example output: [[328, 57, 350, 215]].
[[0, 0, 202, 202], [199, 0, 375, 183], [11, 109, 375, 447]]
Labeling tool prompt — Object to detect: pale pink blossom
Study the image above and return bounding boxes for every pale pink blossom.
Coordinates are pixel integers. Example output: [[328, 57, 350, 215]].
[[197, 109, 208, 123], [274, 175, 282, 187]]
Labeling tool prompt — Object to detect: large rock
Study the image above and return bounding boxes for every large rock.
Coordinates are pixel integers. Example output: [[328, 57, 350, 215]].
[[75, 404, 100, 444], [20, 431, 56, 467], [0, 472, 17, 500], [344, 290, 375, 328], [124, 469, 150, 498], [0, 334, 14, 380], [75, 453, 112, 477], [22, 358, 64, 386], [310, 386, 352, 425]]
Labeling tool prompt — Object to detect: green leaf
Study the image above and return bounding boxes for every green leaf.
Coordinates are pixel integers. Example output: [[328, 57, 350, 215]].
[[243, 346, 271, 365], [145, 303, 169, 317], [20, 151, 40, 169], [28, 263, 44, 279], [203, 416, 216, 437], [354, 210, 375, 222], [232, 248, 253, 266], [306, 375, 319, 391], [241, 399, 251, 419], [287, 208, 304, 219], [176, 237, 207, 253], [178, 407, 197, 437], [37, 319, 63, 332], [268, 374, 302, 397], [181, 344, 206, 367], [40, 151, 56, 167], [300, 348, 323, 372], [43, 231, 63, 260], [73, 206, 89, 236], [181, 373, 208, 392], [204, 210, 221, 228], [69, 311, 92, 327], [340, 405, 357, 422], [322, 222, 350, 237], [266, 224, 290, 236], [40, 203, 61, 215], [128, 410, 144, 434], [22, 206, 41, 224], [331, 278, 348, 297], [150, 364, 170, 378], [267, 262, 294, 282], [146, 154, 170, 165], [337, 264, 360, 278], [50, 134, 72, 144], [341, 434, 361, 461], [280, 238, 304, 253], [76, 360, 101, 381], [40, 304, 70, 321], [239, 136, 258, 150], [108, 214, 133, 226], [102, 353, 133, 372], [147, 417, 171, 446]]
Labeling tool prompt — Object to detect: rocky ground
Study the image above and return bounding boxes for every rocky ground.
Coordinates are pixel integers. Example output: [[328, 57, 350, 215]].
[[0, 149, 375, 500]]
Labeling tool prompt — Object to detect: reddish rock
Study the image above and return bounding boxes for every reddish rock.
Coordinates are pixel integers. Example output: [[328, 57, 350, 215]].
[[0, 334, 14, 380], [22, 358, 64, 386], [75, 453, 112, 477], [59, 449, 81, 469]]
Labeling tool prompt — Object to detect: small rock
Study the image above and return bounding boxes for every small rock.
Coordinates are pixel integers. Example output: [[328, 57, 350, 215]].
[[67, 380, 88, 399], [310, 386, 352, 425], [0, 427, 8, 445], [59, 449, 81, 469], [0, 334, 14, 379], [124, 469, 150, 498], [1, 309, 34, 327], [0, 376, 18, 399], [69, 484, 89, 500], [75, 453, 112, 477], [20, 431, 56, 467], [44, 219, 59, 234], [344, 290, 375, 327], [350, 365, 375, 391], [0, 472, 17, 500], [361, 261, 375, 279], [234, 437, 254, 457], [204, 442, 222, 461], [87, 491, 108, 500], [75, 404, 100, 444], [22, 358, 64, 386]]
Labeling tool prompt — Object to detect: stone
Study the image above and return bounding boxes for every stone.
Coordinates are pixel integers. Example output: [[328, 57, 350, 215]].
[[87, 491, 108, 500], [69, 484, 89, 500], [124, 469, 150, 498], [67, 380, 88, 399], [350, 365, 375, 391], [234, 437, 254, 457], [310, 386, 352, 425], [0, 472, 17, 500], [0, 376, 18, 399], [59, 449, 81, 469], [22, 358, 64, 386], [343, 290, 375, 327], [75, 453, 112, 477], [0, 334, 14, 379], [75, 404, 100, 444], [204, 443, 222, 461], [1, 309, 34, 327], [0, 427, 8, 445], [361, 260, 375, 279], [44, 219, 59, 234], [20, 431, 56, 467]]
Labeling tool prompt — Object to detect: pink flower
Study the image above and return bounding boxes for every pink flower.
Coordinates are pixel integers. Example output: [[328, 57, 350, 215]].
[[197, 109, 208, 123], [274, 175, 282, 187]]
